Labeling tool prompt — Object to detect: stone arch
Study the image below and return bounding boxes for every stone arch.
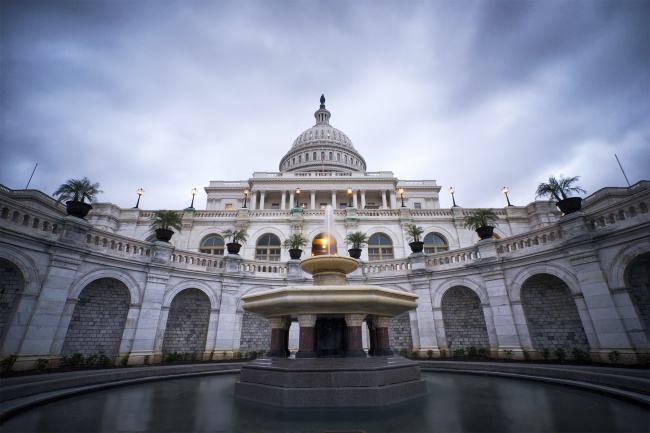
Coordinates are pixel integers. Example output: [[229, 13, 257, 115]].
[[508, 264, 581, 303], [520, 273, 589, 355], [625, 252, 650, 338], [0, 246, 40, 296], [70, 268, 142, 305], [441, 286, 490, 350], [161, 288, 211, 357], [432, 278, 488, 308], [0, 258, 25, 345], [608, 240, 650, 289], [61, 278, 131, 357], [163, 281, 219, 310]]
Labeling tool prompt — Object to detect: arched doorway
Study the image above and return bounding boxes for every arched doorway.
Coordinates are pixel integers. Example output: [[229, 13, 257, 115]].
[[441, 286, 490, 351], [311, 232, 337, 256], [626, 252, 650, 338], [162, 288, 211, 358]]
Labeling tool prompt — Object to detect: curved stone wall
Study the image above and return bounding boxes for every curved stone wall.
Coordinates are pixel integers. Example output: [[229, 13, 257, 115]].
[[0, 258, 23, 341], [627, 252, 650, 338], [441, 286, 490, 350], [161, 288, 210, 357]]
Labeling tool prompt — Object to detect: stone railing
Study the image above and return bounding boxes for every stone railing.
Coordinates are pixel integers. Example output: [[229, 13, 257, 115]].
[[587, 200, 648, 230], [356, 210, 401, 217], [424, 246, 480, 268], [85, 230, 152, 258], [409, 210, 453, 217], [170, 251, 225, 269], [495, 226, 564, 255], [239, 260, 288, 274], [362, 258, 412, 274], [0, 204, 64, 236]]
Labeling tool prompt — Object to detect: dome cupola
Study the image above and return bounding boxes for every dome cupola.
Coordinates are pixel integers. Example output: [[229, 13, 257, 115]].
[[279, 95, 367, 173]]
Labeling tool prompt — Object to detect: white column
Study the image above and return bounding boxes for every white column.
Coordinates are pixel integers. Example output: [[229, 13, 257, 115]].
[[381, 190, 388, 209], [289, 190, 295, 208], [390, 190, 397, 209], [360, 190, 366, 209], [352, 190, 358, 208], [310, 190, 316, 209], [250, 190, 257, 210], [331, 189, 337, 208], [280, 190, 286, 210], [259, 190, 266, 209]]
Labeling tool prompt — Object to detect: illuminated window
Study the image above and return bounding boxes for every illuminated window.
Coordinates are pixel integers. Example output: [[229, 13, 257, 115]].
[[225, 204, 233, 210], [424, 233, 448, 254], [200, 235, 225, 255], [255, 234, 281, 261], [368, 233, 394, 261]]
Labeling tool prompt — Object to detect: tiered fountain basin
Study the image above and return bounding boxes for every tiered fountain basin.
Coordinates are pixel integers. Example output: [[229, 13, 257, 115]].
[[234, 255, 427, 408]]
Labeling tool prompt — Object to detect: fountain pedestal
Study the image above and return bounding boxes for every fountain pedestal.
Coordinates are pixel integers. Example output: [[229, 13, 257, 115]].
[[234, 255, 427, 407]]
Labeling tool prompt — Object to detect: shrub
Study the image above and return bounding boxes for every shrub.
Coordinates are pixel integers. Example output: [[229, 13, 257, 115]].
[[452, 348, 466, 358], [70, 353, 85, 367], [85, 354, 98, 366], [607, 350, 620, 364], [143, 355, 150, 366], [59, 355, 70, 367], [1, 355, 18, 372], [554, 348, 566, 363], [522, 349, 531, 361], [120, 356, 128, 366], [222, 351, 229, 360], [477, 348, 491, 358], [35, 358, 50, 370], [233, 351, 242, 360], [502, 349, 514, 360], [440, 349, 447, 359], [540, 348, 550, 360], [398, 348, 409, 357], [572, 348, 589, 363], [98, 353, 112, 367], [467, 346, 478, 357], [427, 350, 433, 359], [411, 351, 420, 359]]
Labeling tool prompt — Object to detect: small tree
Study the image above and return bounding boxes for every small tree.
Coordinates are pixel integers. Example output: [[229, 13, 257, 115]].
[[222, 229, 248, 244], [53, 177, 103, 203], [536, 175, 586, 202], [344, 231, 369, 249], [462, 209, 499, 230], [150, 210, 183, 232], [405, 224, 424, 242], [283, 233, 308, 250]]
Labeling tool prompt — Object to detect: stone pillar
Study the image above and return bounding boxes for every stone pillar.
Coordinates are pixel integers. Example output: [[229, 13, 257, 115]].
[[360, 190, 366, 209], [390, 190, 397, 209], [345, 314, 366, 357], [374, 316, 393, 356], [250, 190, 257, 210], [310, 190, 316, 210], [352, 191, 358, 208], [259, 190, 266, 210], [267, 317, 288, 357], [482, 267, 523, 358], [280, 190, 286, 210], [367, 320, 377, 356], [331, 189, 337, 208], [289, 190, 295, 209], [296, 314, 317, 358], [381, 190, 388, 209]]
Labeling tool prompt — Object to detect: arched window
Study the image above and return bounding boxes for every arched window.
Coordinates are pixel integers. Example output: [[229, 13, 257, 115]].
[[313, 152, 317, 160], [337, 153, 341, 161], [329, 152, 333, 160], [368, 233, 394, 261], [311, 232, 337, 256], [200, 235, 225, 255], [299, 155, 302, 163], [423, 233, 448, 253], [306, 153, 310, 161], [256, 234, 281, 261]]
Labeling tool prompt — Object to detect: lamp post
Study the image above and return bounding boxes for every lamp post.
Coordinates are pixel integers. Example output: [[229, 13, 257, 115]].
[[295, 188, 300, 208], [134, 188, 144, 208], [243, 188, 249, 208], [347, 187, 353, 207], [502, 186, 513, 206], [398, 187, 405, 207], [189, 188, 198, 209], [449, 187, 457, 207]]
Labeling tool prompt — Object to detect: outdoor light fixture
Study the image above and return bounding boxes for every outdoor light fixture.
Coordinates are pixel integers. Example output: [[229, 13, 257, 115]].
[[134, 188, 144, 208], [190, 188, 198, 209], [347, 187, 353, 207], [398, 187, 405, 207], [502, 186, 513, 206], [449, 187, 457, 207], [243, 188, 249, 208]]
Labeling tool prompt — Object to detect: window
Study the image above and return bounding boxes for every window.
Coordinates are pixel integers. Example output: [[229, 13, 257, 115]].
[[271, 203, 279, 209], [300, 203, 307, 208], [225, 204, 233, 210], [414, 203, 422, 209], [200, 235, 225, 255], [320, 203, 327, 209], [256, 234, 281, 261], [329, 152, 333, 160], [423, 233, 448, 254], [339, 203, 347, 209], [368, 233, 394, 261]]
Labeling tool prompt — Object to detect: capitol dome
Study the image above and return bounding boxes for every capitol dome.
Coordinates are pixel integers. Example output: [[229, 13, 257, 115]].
[[279, 95, 367, 173]]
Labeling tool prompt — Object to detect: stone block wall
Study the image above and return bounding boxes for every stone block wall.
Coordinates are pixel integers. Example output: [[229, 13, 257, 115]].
[[161, 288, 210, 356], [389, 312, 413, 351], [239, 311, 271, 354], [441, 286, 490, 349], [627, 252, 650, 338], [0, 258, 22, 341], [521, 274, 589, 354], [61, 278, 130, 356]]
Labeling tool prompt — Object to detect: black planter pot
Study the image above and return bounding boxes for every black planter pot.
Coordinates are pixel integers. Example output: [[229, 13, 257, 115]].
[[409, 241, 424, 253], [557, 197, 582, 215], [65, 201, 93, 219], [288, 248, 303, 260], [154, 228, 174, 242], [348, 248, 362, 259], [226, 242, 242, 255], [476, 226, 495, 240]]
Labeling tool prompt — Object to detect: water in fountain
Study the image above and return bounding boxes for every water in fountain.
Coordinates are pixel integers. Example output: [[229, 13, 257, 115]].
[[325, 204, 334, 255]]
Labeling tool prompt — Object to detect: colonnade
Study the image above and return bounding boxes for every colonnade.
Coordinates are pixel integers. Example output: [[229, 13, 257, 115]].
[[247, 189, 398, 210]]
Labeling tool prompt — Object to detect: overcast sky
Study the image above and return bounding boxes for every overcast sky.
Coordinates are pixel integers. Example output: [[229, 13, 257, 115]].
[[1, 0, 648, 210]]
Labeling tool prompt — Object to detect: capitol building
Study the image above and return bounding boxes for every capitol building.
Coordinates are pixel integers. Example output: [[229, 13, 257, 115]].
[[1, 96, 649, 370]]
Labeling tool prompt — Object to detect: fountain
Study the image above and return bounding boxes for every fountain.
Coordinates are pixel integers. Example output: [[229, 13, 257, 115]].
[[234, 206, 427, 407]]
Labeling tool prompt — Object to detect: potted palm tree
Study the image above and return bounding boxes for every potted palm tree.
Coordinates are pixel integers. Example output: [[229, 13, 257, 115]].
[[222, 229, 248, 255], [405, 224, 425, 253], [283, 233, 309, 260], [344, 231, 369, 259], [536, 175, 586, 215], [52, 177, 103, 219], [463, 209, 499, 240], [150, 210, 183, 242]]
